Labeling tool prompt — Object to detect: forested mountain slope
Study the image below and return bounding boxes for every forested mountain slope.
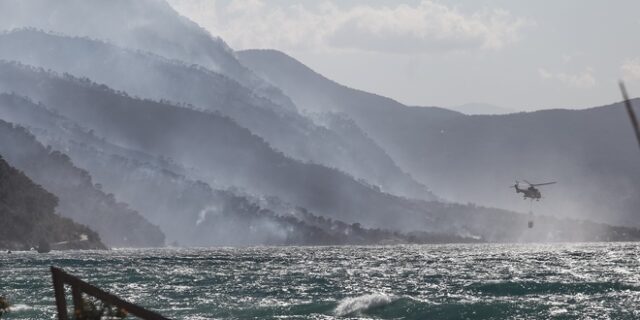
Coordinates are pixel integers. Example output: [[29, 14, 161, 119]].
[[0, 118, 165, 247], [0, 94, 468, 246], [0, 154, 106, 250], [0, 29, 431, 200], [0, 62, 434, 232]]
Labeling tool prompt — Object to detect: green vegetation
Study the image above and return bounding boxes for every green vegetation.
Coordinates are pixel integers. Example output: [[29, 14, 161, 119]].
[[0, 296, 9, 318], [0, 154, 106, 250], [0, 116, 164, 248], [74, 297, 127, 320]]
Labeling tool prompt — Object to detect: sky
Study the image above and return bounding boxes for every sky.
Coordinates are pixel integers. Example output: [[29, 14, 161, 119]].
[[167, 0, 640, 111]]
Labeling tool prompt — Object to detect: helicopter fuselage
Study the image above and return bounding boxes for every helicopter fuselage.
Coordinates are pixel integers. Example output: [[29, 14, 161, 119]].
[[514, 185, 542, 200]]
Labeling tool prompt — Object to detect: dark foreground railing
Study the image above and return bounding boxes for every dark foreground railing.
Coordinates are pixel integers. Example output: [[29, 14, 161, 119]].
[[50, 266, 169, 320]]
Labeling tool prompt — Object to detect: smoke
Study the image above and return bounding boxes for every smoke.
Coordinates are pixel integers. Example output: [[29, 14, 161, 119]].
[[196, 205, 221, 226], [0, 0, 636, 247], [0, 28, 434, 202], [239, 49, 640, 231]]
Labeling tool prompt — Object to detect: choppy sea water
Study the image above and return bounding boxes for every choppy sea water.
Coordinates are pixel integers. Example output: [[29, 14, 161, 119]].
[[1, 243, 640, 319]]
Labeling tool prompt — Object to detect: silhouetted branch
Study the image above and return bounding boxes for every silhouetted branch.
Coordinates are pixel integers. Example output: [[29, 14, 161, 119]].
[[619, 81, 640, 150]]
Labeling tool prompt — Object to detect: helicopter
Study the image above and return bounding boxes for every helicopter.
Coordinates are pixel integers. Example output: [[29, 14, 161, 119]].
[[511, 180, 556, 200]]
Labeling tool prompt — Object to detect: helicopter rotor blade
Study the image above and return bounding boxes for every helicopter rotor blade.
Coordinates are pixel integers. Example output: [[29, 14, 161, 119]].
[[523, 179, 533, 186], [530, 181, 557, 187]]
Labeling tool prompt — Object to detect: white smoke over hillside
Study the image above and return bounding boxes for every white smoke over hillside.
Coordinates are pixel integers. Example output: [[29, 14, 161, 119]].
[[0, 0, 637, 246]]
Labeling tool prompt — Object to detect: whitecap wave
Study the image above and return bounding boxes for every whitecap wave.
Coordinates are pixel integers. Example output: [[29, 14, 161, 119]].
[[10, 304, 33, 311], [334, 293, 395, 316]]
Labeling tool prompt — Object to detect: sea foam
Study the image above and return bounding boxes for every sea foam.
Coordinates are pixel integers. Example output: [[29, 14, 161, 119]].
[[334, 293, 395, 316]]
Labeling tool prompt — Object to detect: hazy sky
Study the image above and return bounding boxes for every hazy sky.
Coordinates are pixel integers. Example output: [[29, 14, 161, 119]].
[[168, 0, 640, 111]]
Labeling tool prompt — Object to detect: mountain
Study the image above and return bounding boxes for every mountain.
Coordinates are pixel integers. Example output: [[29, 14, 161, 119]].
[[1, 67, 638, 243], [0, 29, 431, 200], [0, 115, 165, 247], [1, 1, 638, 244], [238, 49, 640, 227], [0, 95, 472, 246], [448, 103, 516, 115], [0, 62, 439, 233], [237, 49, 462, 182], [0, 0, 295, 111], [0, 153, 106, 250]]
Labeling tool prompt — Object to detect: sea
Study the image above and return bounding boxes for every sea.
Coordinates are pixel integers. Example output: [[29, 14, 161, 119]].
[[1, 243, 640, 319]]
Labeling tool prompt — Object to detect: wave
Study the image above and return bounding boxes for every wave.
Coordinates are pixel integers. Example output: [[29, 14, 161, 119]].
[[467, 281, 639, 296], [334, 293, 396, 316], [10, 304, 33, 311], [333, 296, 559, 319]]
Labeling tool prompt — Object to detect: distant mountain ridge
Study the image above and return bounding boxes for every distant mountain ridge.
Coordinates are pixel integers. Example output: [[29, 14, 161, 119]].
[[238, 49, 463, 180], [448, 103, 516, 115]]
